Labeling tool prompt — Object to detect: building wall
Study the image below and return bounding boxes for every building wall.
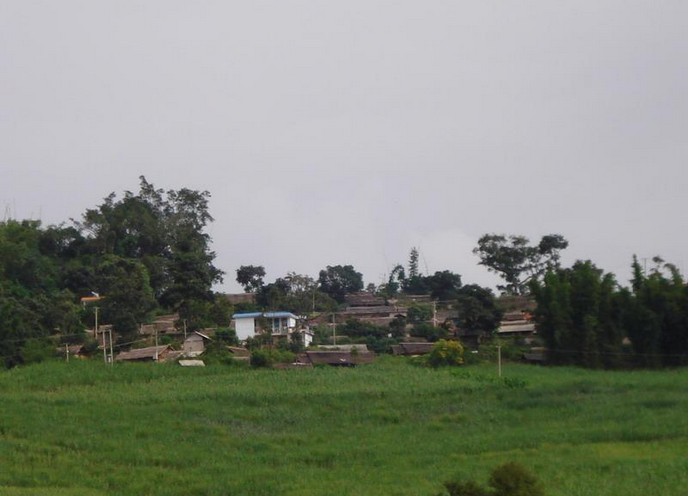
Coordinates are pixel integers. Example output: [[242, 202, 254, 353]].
[[183, 335, 205, 356], [235, 318, 256, 341]]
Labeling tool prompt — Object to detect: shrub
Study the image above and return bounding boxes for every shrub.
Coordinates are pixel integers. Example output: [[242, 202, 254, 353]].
[[488, 462, 544, 496], [250, 348, 295, 368], [412, 322, 449, 342], [438, 462, 543, 496], [442, 480, 489, 496], [428, 339, 464, 367]]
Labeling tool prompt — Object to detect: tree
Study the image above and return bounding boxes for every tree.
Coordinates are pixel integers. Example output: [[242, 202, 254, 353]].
[[0, 220, 83, 367], [426, 270, 462, 301], [428, 339, 464, 367], [96, 255, 157, 337], [236, 265, 266, 293], [456, 284, 502, 338], [408, 247, 420, 279], [624, 256, 687, 367], [531, 260, 625, 368], [406, 302, 433, 324], [318, 265, 363, 303], [474, 233, 568, 295], [75, 176, 223, 314]]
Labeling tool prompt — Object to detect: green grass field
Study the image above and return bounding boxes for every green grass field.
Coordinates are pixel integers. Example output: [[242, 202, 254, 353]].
[[0, 358, 686, 495]]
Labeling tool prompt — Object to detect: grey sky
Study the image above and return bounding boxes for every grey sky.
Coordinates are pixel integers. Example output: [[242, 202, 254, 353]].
[[0, 1, 687, 293]]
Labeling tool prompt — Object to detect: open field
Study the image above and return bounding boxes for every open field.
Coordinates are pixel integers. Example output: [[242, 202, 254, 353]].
[[0, 358, 686, 495]]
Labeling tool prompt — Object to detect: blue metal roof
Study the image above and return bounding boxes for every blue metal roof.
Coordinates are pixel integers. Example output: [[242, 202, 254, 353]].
[[232, 312, 262, 319], [232, 311, 299, 319]]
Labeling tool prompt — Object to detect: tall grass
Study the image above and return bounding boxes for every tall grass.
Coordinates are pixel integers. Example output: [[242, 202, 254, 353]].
[[0, 358, 686, 495]]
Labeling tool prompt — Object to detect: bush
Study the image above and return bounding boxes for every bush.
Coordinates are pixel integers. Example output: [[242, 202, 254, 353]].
[[250, 348, 295, 368], [442, 480, 489, 496], [488, 462, 544, 496], [412, 323, 449, 342], [428, 339, 464, 367], [439, 461, 543, 496]]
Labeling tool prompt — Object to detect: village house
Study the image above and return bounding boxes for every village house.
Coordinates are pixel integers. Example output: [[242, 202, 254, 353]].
[[115, 345, 174, 362], [232, 311, 313, 347], [182, 331, 213, 357]]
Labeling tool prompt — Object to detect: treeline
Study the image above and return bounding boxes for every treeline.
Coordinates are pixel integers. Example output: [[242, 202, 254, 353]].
[[0, 177, 231, 367], [531, 257, 687, 368], [0, 177, 686, 370]]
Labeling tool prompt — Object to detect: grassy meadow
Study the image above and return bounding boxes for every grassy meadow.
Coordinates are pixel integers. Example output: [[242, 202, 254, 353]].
[[0, 357, 686, 495]]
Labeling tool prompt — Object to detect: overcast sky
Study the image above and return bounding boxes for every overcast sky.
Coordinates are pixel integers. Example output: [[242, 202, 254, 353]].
[[0, 1, 687, 293]]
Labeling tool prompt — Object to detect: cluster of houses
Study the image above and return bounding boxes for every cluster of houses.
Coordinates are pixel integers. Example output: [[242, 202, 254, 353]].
[[71, 292, 539, 366]]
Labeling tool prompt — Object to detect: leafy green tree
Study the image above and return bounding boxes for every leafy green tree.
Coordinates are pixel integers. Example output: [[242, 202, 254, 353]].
[[96, 255, 157, 337], [411, 322, 448, 342], [624, 256, 687, 367], [408, 247, 420, 279], [406, 302, 433, 324], [531, 260, 625, 368], [474, 233, 568, 295], [318, 265, 363, 303], [428, 339, 464, 367], [0, 220, 82, 367], [383, 264, 406, 296], [456, 284, 502, 338], [427, 270, 463, 301], [75, 177, 223, 318], [236, 265, 266, 293], [388, 314, 407, 338]]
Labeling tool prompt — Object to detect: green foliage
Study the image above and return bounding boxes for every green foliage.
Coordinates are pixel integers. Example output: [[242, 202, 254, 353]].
[[623, 256, 687, 367], [249, 348, 295, 368], [456, 284, 502, 337], [407, 302, 433, 324], [442, 480, 490, 496], [531, 257, 687, 369], [318, 265, 364, 303], [20, 338, 56, 365], [441, 462, 543, 496], [412, 322, 448, 342], [474, 233, 568, 295], [388, 314, 407, 338], [214, 327, 239, 346], [427, 270, 463, 301], [488, 462, 544, 496], [236, 265, 266, 293], [428, 339, 464, 367]]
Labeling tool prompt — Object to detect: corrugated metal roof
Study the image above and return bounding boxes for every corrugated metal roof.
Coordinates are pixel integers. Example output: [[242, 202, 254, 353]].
[[116, 345, 170, 361], [232, 311, 298, 319]]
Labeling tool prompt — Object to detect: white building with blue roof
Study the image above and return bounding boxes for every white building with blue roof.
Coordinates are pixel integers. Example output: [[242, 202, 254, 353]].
[[232, 311, 313, 346]]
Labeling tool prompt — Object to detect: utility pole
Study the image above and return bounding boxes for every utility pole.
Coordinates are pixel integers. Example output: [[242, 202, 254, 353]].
[[154, 327, 159, 361], [65, 344, 69, 362], [432, 301, 437, 327], [497, 345, 502, 377], [332, 313, 336, 346], [108, 327, 114, 364]]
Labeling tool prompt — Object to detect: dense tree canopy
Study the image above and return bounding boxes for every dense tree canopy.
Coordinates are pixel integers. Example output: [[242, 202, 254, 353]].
[[0, 178, 225, 367], [318, 265, 364, 303], [236, 265, 266, 293], [530, 256, 687, 368], [474, 233, 568, 295]]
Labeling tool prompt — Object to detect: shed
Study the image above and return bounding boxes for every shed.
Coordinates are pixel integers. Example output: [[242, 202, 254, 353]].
[[305, 350, 375, 366], [115, 345, 172, 362], [183, 331, 213, 357]]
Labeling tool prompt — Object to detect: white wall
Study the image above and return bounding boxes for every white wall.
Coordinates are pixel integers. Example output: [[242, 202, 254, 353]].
[[235, 318, 256, 341]]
